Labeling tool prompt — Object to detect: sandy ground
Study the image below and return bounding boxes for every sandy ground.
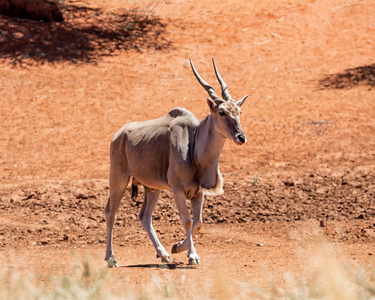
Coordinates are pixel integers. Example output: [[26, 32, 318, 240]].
[[1, 0, 375, 298]]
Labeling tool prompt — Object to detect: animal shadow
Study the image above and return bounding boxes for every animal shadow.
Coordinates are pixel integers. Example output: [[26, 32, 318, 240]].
[[0, 2, 171, 65], [122, 262, 196, 270], [319, 63, 375, 89]]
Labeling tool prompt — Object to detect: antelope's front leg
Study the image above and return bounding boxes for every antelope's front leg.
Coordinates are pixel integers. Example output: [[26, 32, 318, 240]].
[[172, 193, 203, 259], [172, 189, 201, 265]]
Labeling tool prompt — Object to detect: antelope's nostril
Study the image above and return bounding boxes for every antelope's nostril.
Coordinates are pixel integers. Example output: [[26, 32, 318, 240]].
[[236, 133, 247, 144]]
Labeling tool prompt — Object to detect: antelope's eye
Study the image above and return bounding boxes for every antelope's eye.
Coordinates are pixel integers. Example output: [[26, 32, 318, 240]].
[[219, 111, 226, 116]]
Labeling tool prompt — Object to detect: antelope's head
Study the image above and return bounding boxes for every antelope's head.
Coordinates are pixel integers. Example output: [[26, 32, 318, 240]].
[[190, 58, 249, 145]]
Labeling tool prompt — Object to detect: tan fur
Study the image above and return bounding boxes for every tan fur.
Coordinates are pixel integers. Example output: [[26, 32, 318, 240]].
[[223, 101, 240, 116], [132, 177, 140, 186], [105, 58, 248, 267], [132, 177, 156, 193]]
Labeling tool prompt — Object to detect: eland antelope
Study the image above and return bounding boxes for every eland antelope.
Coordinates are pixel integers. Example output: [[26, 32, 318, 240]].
[[105, 58, 249, 267]]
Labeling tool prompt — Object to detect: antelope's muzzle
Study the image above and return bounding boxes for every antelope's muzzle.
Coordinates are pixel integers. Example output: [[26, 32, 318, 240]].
[[235, 133, 247, 145]]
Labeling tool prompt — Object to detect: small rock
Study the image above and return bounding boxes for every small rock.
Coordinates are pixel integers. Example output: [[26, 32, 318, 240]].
[[73, 189, 88, 199], [12, 32, 23, 39]]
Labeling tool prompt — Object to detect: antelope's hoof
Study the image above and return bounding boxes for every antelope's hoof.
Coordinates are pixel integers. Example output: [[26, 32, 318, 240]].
[[188, 257, 200, 265], [171, 241, 184, 254], [108, 262, 119, 268], [161, 254, 173, 263], [171, 243, 178, 254], [157, 253, 173, 263], [188, 253, 200, 265], [107, 255, 118, 268]]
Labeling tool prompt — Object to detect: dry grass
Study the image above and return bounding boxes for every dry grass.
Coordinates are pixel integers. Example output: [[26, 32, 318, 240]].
[[1, 241, 375, 300]]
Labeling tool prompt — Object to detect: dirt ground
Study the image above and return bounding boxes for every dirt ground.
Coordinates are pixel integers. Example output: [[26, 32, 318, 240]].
[[1, 0, 375, 297]]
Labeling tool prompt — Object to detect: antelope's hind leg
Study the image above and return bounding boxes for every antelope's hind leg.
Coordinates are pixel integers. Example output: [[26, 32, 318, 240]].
[[139, 187, 173, 263], [105, 148, 130, 268], [105, 177, 129, 267]]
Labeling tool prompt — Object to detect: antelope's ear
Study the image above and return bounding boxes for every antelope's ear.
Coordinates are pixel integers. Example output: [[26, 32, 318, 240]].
[[236, 94, 249, 107], [207, 97, 216, 113]]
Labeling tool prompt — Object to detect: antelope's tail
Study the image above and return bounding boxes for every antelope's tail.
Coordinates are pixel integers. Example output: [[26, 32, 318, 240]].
[[131, 183, 138, 200]]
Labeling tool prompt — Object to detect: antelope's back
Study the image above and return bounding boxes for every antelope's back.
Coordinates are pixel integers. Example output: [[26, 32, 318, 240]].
[[111, 107, 199, 187]]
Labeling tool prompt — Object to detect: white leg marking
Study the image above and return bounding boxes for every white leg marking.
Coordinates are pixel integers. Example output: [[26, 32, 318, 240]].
[[172, 193, 204, 258], [172, 189, 201, 265]]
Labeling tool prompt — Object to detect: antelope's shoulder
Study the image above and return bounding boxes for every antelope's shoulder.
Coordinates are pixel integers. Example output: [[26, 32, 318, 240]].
[[167, 107, 199, 126], [167, 107, 195, 118]]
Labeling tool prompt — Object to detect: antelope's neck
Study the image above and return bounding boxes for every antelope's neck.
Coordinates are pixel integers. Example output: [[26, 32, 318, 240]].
[[194, 115, 226, 176]]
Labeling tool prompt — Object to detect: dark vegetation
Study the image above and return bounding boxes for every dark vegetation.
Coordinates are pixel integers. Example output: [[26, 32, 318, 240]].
[[320, 63, 375, 89], [0, 0, 170, 64]]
